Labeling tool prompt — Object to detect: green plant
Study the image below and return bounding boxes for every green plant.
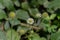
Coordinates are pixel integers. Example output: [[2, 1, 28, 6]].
[[0, 0, 60, 40]]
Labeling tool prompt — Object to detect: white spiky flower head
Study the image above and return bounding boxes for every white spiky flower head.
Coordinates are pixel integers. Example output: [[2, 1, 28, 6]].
[[27, 18, 34, 24], [36, 13, 41, 18]]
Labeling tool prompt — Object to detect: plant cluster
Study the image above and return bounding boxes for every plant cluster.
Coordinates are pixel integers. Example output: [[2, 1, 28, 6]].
[[0, 0, 60, 40]]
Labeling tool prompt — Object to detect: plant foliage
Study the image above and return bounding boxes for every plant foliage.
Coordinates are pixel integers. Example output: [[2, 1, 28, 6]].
[[0, 0, 60, 40]]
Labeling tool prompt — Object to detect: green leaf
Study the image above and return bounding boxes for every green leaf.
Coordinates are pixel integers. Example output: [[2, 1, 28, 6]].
[[57, 14, 60, 20], [30, 0, 47, 7], [37, 0, 48, 5], [47, 25, 57, 33], [28, 33, 41, 40], [6, 29, 20, 40], [50, 14, 56, 20], [47, 8, 54, 13], [51, 30, 60, 40], [55, 9, 60, 19], [57, 16, 60, 19], [14, 0, 20, 7], [21, 1, 29, 10], [43, 1, 49, 8], [0, 31, 7, 40], [2, 0, 15, 11], [0, 9, 7, 19], [51, 25, 57, 32], [0, 3, 5, 9], [29, 0, 39, 7], [4, 21, 10, 30], [40, 20, 51, 31], [40, 37, 46, 40], [9, 18, 20, 26], [47, 0, 60, 10], [28, 8, 40, 18], [16, 9, 30, 20]]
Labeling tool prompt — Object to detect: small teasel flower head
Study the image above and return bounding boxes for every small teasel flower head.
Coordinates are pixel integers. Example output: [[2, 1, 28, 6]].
[[42, 12, 49, 18], [36, 13, 41, 18], [27, 18, 34, 24], [30, 30, 34, 34], [42, 12, 50, 20], [19, 30, 25, 34], [9, 12, 16, 18]]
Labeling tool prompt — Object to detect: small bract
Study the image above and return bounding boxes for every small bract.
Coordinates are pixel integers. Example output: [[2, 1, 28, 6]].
[[27, 18, 34, 24]]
